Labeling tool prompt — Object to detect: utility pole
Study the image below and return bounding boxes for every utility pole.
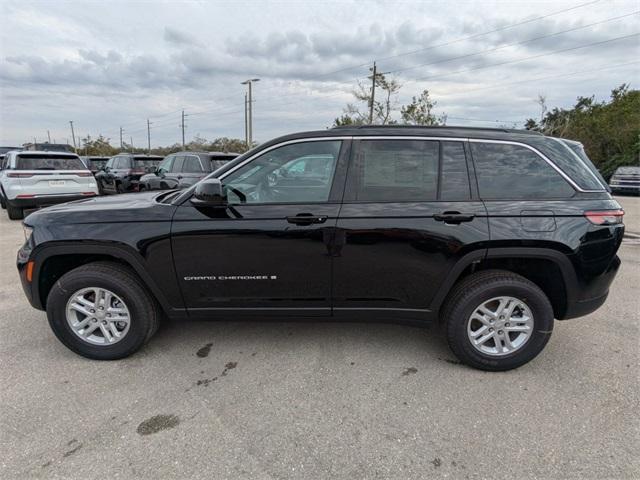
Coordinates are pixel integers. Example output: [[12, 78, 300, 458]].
[[119, 127, 124, 150], [241, 78, 259, 147], [369, 62, 377, 124], [180, 110, 187, 149], [243, 93, 248, 148], [69, 120, 77, 151], [130, 136, 134, 153], [47, 130, 51, 143], [147, 119, 152, 154]]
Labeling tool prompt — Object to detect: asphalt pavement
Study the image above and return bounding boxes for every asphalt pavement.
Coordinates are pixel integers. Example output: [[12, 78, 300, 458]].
[[0, 196, 638, 479]]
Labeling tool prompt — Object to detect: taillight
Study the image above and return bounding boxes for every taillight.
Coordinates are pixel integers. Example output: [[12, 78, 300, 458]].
[[16, 194, 35, 198], [584, 209, 624, 225], [76, 172, 93, 177], [130, 168, 145, 174], [7, 172, 33, 178], [81, 192, 96, 196]]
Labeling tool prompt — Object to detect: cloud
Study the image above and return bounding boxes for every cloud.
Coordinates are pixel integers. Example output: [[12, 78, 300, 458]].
[[0, 0, 638, 147], [164, 27, 200, 47]]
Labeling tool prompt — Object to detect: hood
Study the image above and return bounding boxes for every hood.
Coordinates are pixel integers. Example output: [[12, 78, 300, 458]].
[[24, 191, 176, 226]]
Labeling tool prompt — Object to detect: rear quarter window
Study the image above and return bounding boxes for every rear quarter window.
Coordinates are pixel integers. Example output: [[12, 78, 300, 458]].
[[470, 142, 575, 200], [16, 155, 86, 170]]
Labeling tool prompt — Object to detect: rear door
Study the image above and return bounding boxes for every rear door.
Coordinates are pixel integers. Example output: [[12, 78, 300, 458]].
[[171, 138, 350, 317], [333, 138, 489, 319]]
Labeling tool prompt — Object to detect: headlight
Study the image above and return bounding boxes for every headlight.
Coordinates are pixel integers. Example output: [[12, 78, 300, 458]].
[[22, 224, 33, 242]]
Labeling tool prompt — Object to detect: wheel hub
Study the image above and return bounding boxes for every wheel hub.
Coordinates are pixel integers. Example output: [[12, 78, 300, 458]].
[[65, 287, 131, 346], [466, 296, 534, 357]]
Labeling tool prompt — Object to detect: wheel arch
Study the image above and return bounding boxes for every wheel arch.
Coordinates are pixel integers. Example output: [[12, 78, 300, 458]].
[[31, 243, 179, 317], [431, 247, 578, 320]]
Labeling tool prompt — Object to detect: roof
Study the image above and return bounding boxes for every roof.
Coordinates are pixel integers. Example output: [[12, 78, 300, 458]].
[[255, 125, 546, 150], [11, 150, 81, 157]]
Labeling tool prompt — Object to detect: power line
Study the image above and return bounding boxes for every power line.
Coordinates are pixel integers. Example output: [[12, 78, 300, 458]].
[[408, 32, 640, 84], [108, 0, 604, 134], [435, 60, 640, 96], [386, 11, 640, 76]]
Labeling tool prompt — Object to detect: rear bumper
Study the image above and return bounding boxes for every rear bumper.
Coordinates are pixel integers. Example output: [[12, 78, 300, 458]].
[[8, 193, 97, 208], [561, 255, 621, 320]]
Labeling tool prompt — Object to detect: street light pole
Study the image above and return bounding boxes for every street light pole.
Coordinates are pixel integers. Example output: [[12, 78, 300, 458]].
[[241, 78, 260, 147]]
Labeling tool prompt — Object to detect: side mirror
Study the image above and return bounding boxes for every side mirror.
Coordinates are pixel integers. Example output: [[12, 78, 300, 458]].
[[191, 178, 227, 207]]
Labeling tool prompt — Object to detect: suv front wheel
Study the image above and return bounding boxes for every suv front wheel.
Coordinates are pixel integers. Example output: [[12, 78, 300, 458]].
[[46, 262, 160, 359], [443, 270, 554, 371]]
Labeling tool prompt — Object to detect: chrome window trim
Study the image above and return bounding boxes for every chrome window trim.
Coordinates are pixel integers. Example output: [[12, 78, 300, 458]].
[[217, 136, 469, 181], [468, 138, 599, 193], [217, 135, 598, 193]]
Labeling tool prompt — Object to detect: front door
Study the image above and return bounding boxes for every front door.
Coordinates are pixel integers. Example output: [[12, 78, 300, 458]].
[[332, 138, 490, 320], [171, 138, 350, 317]]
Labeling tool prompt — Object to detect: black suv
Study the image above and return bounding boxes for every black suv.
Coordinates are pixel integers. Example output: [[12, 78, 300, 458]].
[[138, 151, 239, 191], [95, 154, 163, 194], [17, 127, 624, 371]]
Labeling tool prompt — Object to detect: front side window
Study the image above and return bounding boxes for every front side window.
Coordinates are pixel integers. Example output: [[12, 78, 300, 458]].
[[182, 156, 203, 173], [348, 140, 439, 202], [223, 140, 342, 204], [471, 142, 574, 199]]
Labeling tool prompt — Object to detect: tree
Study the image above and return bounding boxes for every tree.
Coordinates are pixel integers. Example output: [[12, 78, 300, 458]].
[[400, 89, 445, 126], [79, 135, 119, 156], [527, 84, 640, 179], [333, 71, 401, 126]]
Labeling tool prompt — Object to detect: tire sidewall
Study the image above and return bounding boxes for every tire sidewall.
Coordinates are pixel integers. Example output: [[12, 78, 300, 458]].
[[47, 270, 150, 360], [449, 281, 554, 370]]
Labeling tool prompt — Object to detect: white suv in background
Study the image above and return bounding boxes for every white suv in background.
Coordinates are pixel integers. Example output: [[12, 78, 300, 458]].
[[0, 150, 99, 220]]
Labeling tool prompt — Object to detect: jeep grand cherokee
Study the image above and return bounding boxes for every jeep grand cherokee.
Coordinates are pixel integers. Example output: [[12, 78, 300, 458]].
[[17, 126, 624, 371]]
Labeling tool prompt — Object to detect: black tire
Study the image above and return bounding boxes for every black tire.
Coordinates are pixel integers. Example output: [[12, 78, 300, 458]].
[[7, 202, 24, 220], [442, 270, 554, 371], [0, 193, 6, 209], [46, 261, 161, 360]]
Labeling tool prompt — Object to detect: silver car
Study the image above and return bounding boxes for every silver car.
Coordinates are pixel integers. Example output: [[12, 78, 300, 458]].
[[0, 150, 99, 220]]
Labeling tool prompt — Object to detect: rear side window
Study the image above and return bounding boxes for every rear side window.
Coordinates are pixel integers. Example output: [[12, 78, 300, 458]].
[[349, 140, 439, 201], [526, 137, 604, 191], [182, 156, 203, 173], [471, 142, 574, 199], [16, 154, 86, 170]]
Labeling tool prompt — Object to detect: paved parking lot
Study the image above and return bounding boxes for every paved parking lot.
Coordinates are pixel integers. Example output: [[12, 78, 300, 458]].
[[1, 197, 638, 479]]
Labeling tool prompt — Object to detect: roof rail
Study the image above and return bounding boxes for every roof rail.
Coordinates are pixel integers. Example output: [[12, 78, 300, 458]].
[[330, 124, 543, 135]]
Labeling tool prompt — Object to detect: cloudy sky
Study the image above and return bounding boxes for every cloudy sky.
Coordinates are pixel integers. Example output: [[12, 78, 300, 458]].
[[0, 0, 638, 148]]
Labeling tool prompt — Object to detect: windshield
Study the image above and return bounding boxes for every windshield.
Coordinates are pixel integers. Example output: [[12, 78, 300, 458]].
[[16, 154, 86, 170]]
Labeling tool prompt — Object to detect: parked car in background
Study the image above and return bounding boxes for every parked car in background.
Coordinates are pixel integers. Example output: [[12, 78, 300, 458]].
[[17, 126, 623, 371], [0, 150, 98, 219], [138, 151, 239, 191], [81, 156, 110, 175], [95, 154, 162, 194], [609, 166, 640, 195]]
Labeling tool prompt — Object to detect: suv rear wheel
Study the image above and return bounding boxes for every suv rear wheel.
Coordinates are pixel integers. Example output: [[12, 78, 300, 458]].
[[442, 270, 554, 371], [6, 202, 24, 220], [46, 262, 160, 360]]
